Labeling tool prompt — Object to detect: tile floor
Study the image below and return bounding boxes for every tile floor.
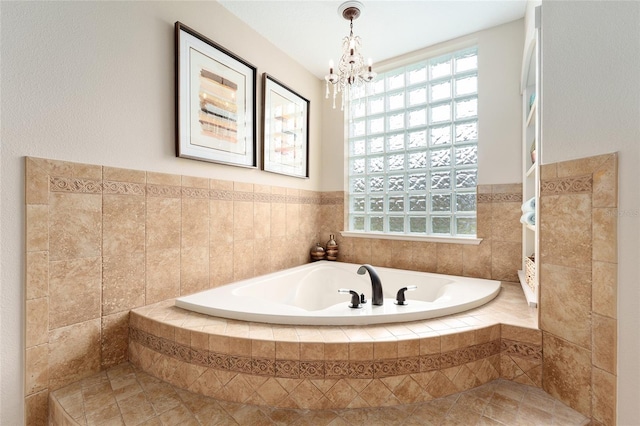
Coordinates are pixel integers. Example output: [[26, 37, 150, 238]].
[[51, 362, 589, 426]]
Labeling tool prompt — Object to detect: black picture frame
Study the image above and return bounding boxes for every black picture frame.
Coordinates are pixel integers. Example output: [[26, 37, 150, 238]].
[[175, 22, 257, 168]]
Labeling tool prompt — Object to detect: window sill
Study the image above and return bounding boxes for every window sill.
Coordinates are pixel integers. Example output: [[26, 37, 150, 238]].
[[339, 231, 482, 245]]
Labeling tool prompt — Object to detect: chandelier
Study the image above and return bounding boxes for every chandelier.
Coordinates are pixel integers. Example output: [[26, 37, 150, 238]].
[[325, 1, 376, 110]]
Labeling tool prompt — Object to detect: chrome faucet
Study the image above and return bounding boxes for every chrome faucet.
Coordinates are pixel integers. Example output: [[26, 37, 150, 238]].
[[357, 264, 384, 306]]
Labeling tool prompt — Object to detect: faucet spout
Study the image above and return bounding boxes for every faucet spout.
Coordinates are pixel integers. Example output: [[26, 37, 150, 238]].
[[357, 264, 384, 306]]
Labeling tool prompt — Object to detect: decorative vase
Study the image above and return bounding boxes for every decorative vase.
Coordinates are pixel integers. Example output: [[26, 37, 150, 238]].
[[310, 243, 325, 261], [325, 234, 338, 261]]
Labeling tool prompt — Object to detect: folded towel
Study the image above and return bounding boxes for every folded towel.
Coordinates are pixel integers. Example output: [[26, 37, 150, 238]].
[[521, 197, 536, 212], [520, 211, 535, 226]]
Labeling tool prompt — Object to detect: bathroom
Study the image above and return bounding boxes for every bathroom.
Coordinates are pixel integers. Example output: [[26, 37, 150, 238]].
[[2, 1, 639, 425]]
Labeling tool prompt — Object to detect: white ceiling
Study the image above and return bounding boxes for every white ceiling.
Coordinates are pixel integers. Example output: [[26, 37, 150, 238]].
[[218, 0, 527, 79]]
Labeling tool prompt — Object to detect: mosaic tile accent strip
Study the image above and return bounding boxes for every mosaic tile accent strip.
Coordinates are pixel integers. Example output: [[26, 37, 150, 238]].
[[477, 193, 523, 204], [102, 180, 145, 196], [49, 177, 102, 193], [146, 184, 181, 198], [129, 327, 502, 380], [541, 175, 593, 195], [501, 339, 543, 361], [181, 187, 209, 199], [47, 173, 327, 205]]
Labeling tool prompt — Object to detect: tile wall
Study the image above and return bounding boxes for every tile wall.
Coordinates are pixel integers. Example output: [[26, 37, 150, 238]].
[[539, 153, 618, 425], [24, 157, 523, 423]]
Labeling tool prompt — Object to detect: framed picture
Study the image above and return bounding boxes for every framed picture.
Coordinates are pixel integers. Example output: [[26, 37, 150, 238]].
[[175, 22, 257, 167], [262, 73, 310, 178]]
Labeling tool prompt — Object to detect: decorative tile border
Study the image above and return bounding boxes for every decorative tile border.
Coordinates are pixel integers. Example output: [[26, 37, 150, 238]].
[[477, 193, 523, 204], [500, 339, 542, 361], [130, 327, 504, 380], [540, 175, 592, 195], [48, 174, 331, 205], [49, 176, 102, 193], [103, 180, 145, 196]]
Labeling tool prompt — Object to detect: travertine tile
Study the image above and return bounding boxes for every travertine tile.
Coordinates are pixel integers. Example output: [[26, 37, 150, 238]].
[[542, 332, 592, 417], [254, 201, 271, 240], [500, 324, 541, 345], [48, 319, 101, 390], [49, 257, 102, 329], [592, 261, 617, 318], [592, 154, 617, 208], [476, 202, 492, 239], [540, 163, 557, 180], [101, 311, 130, 369], [26, 344, 48, 395], [102, 253, 145, 315], [491, 202, 522, 243], [592, 367, 616, 426], [182, 175, 209, 189], [103, 165, 146, 183], [490, 241, 520, 282], [270, 201, 287, 238], [556, 153, 611, 178], [285, 201, 300, 237], [26, 157, 49, 205], [592, 313, 616, 374], [592, 208, 617, 263], [146, 197, 181, 251], [26, 204, 49, 252], [26, 251, 48, 300], [25, 389, 48, 426], [181, 246, 210, 296], [539, 263, 591, 349], [210, 199, 234, 244], [436, 244, 463, 276], [182, 197, 209, 248], [233, 240, 255, 281], [462, 240, 492, 279], [145, 248, 180, 304], [539, 193, 592, 269], [210, 246, 234, 288], [233, 199, 254, 242], [26, 297, 49, 348], [102, 193, 145, 255], [49, 192, 102, 261]]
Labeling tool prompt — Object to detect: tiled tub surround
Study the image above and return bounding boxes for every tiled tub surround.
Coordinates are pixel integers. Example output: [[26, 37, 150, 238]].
[[23, 157, 524, 423], [125, 281, 541, 410], [538, 153, 618, 425]]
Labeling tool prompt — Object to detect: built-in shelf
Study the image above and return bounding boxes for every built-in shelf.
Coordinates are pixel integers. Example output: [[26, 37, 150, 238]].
[[526, 163, 536, 177], [517, 270, 538, 308], [526, 100, 537, 127], [520, 5, 540, 308]]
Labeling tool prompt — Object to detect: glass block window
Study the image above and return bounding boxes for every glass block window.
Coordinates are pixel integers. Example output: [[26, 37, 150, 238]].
[[347, 47, 478, 237]]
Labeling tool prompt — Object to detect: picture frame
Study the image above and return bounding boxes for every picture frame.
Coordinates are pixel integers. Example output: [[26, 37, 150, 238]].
[[175, 22, 257, 168], [262, 73, 310, 178]]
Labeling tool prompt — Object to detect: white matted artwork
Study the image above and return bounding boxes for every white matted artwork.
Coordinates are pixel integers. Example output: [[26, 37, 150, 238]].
[[175, 22, 256, 167], [262, 73, 309, 178]]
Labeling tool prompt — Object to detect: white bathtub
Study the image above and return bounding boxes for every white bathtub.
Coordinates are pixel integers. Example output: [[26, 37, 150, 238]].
[[175, 261, 501, 326]]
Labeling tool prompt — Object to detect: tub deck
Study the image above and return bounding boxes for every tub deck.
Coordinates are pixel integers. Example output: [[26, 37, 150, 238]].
[[135, 281, 537, 344], [123, 281, 542, 411]]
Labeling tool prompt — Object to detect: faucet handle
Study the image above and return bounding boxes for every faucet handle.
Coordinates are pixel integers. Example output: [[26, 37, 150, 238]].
[[395, 285, 417, 306], [338, 289, 363, 309]]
